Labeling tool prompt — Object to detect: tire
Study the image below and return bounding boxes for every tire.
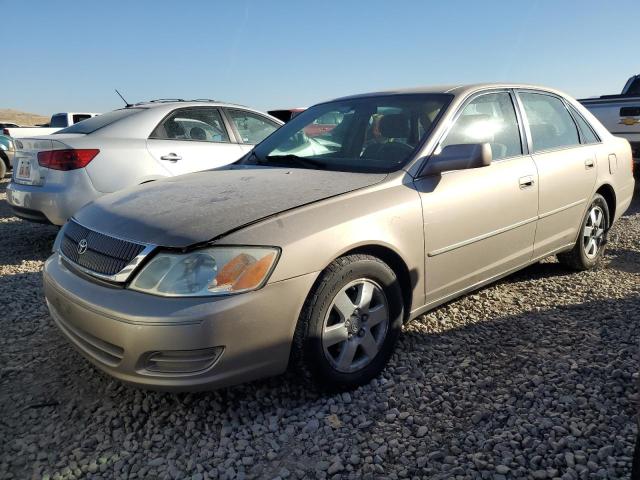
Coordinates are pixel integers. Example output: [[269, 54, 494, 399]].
[[557, 193, 610, 271], [291, 254, 404, 391], [0, 156, 6, 179]]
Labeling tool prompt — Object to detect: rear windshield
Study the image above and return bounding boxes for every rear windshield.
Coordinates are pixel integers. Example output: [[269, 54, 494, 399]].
[[55, 108, 144, 134]]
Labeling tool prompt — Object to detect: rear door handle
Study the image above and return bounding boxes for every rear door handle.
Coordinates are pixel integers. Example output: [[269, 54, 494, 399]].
[[519, 175, 535, 189], [584, 158, 595, 169], [160, 153, 182, 162]]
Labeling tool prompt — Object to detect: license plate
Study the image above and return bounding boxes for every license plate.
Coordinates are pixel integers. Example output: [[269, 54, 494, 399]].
[[16, 159, 31, 180]]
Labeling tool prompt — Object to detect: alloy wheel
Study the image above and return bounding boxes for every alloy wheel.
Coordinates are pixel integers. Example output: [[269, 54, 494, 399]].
[[583, 205, 606, 259], [321, 279, 389, 373]]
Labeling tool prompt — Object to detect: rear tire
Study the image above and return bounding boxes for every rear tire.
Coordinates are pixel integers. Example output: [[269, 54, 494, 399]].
[[291, 254, 404, 391], [557, 193, 609, 271], [0, 156, 7, 178]]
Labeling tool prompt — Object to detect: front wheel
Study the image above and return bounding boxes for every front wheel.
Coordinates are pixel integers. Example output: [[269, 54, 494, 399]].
[[0, 157, 6, 178], [557, 193, 610, 271], [292, 254, 404, 391]]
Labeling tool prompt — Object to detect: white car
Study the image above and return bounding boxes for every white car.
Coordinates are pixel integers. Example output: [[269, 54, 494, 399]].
[[3, 112, 100, 138], [7, 100, 283, 224], [579, 74, 640, 169]]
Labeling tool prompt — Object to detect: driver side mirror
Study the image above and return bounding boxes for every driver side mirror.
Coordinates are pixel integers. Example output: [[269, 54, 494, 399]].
[[420, 143, 492, 176]]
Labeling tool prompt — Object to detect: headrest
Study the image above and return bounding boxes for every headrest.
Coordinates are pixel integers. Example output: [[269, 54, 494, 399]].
[[166, 120, 185, 137], [380, 114, 409, 138]]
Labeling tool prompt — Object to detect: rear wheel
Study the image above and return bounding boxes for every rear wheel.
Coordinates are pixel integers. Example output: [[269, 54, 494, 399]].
[[0, 155, 7, 178], [292, 254, 404, 390], [557, 193, 609, 270]]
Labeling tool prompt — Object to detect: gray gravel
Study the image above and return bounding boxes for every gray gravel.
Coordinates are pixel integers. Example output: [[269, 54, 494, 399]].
[[1, 175, 639, 480]]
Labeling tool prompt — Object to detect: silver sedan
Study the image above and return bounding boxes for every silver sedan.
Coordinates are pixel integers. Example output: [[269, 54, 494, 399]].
[[7, 100, 282, 224]]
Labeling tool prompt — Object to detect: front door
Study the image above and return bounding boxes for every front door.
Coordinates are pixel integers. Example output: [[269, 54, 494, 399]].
[[146, 107, 244, 175], [414, 91, 539, 304], [516, 91, 597, 257]]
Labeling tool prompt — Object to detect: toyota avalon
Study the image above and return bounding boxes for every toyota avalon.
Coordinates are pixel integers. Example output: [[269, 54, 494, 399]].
[[43, 84, 635, 391]]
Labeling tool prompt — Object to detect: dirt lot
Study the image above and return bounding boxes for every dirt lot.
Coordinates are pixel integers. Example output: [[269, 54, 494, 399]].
[[0, 176, 639, 480]]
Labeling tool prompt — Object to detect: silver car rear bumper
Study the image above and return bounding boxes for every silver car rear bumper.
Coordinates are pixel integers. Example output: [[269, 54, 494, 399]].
[[43, 253, 316, 391], [7, 170, 100, 225]]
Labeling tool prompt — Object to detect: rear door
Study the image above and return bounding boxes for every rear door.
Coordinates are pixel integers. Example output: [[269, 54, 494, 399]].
[[516, 91, 597, 257], [146, 107, 244, 175], [415, 90, 539, 303]]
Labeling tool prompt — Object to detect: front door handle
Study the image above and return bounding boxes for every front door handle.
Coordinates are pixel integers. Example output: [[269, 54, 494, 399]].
[[160, 153, 182, 162], [584, 158, 595, 169], [519, 175, 535, 189]]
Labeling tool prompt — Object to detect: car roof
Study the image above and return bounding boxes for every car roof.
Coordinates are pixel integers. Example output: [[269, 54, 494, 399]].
[[328, 83, 569, 102], [132, 100, 248, 109], [126, 100, 283, 123]]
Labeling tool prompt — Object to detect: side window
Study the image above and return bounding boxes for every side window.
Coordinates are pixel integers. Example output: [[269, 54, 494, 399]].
[[72, 114, 91, 124], [150, 108, 230, 143], [627, 77, 640, 96], [568, 105, 600, 144], [519, 92, 580, 152], [227, 110, 279, 144], [440, 92, 522, 160]]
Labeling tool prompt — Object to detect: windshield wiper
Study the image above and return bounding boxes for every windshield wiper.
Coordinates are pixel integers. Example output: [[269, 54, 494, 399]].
[[264, 154, 326, 170]]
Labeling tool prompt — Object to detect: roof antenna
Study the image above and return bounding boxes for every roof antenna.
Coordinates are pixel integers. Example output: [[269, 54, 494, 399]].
[[115, 89, 132, 107]]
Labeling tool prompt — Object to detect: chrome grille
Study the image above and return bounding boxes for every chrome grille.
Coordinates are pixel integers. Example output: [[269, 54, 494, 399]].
[[60, 220, 146, 278]]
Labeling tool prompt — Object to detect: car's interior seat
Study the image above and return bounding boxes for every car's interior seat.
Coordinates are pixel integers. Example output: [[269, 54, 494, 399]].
[[165, 120, 186, 139], [361, 114, 414, 162]]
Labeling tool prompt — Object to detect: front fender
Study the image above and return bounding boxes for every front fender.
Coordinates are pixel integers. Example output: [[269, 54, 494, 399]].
[[219, 176, 426, 311]]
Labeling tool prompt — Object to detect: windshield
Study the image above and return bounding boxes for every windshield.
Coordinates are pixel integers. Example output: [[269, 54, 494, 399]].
[[55, 108, 143, 134], [249, 94, 451, 173]]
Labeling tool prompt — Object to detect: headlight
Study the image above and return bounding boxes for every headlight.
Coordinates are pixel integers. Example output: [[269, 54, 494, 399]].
[[129, 247, 279, 297]]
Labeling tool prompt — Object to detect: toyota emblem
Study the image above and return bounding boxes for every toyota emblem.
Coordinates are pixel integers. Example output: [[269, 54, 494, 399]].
[[77, 239, 88, 255]]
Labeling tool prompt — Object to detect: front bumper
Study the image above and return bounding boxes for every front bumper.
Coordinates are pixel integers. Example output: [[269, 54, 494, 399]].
[[7, 170, 100, 225], [43, 254, 317, 391]]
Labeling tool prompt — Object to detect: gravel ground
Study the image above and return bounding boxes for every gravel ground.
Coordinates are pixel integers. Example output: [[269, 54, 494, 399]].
[[1, 175, 639, 480]]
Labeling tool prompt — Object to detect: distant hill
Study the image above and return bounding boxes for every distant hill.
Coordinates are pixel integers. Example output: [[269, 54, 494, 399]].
[[0, 108, 49, 126]]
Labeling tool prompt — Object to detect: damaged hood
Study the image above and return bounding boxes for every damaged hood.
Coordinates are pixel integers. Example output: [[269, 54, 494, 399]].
[[74, 166, 386, 247]]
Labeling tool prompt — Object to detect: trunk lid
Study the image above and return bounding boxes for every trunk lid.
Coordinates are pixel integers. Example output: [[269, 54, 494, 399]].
[[12, 135, 87, 185]]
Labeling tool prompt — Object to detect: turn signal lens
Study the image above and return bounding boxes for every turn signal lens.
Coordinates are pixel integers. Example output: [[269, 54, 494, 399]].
[[225, 252, 276, 292]]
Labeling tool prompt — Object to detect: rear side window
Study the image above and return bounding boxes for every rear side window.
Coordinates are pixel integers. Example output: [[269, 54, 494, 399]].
[[150, 108, 230, 143], [227, 110, 279, 144], [56, 109, 144, 134], [519, 92, 580, 152], [440, 92, 522, 160], [627, 77, 640, 96], [50, 114, 69, 128], [567, 105, 599, 144], [72, 114, 92, 124]]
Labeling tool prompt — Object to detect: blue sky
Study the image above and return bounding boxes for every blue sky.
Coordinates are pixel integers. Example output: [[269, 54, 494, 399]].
[[1, 0, 638, 116]]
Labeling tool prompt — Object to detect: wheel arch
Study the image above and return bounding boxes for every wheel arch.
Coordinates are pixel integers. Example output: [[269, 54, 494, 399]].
[[595, 183, 616, 225], [337, 244, 414, 322]]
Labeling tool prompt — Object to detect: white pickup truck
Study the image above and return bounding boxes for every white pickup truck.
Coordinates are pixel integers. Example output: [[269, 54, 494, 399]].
[[2, 112, 100, 138], [579, 75, 640, 170]]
